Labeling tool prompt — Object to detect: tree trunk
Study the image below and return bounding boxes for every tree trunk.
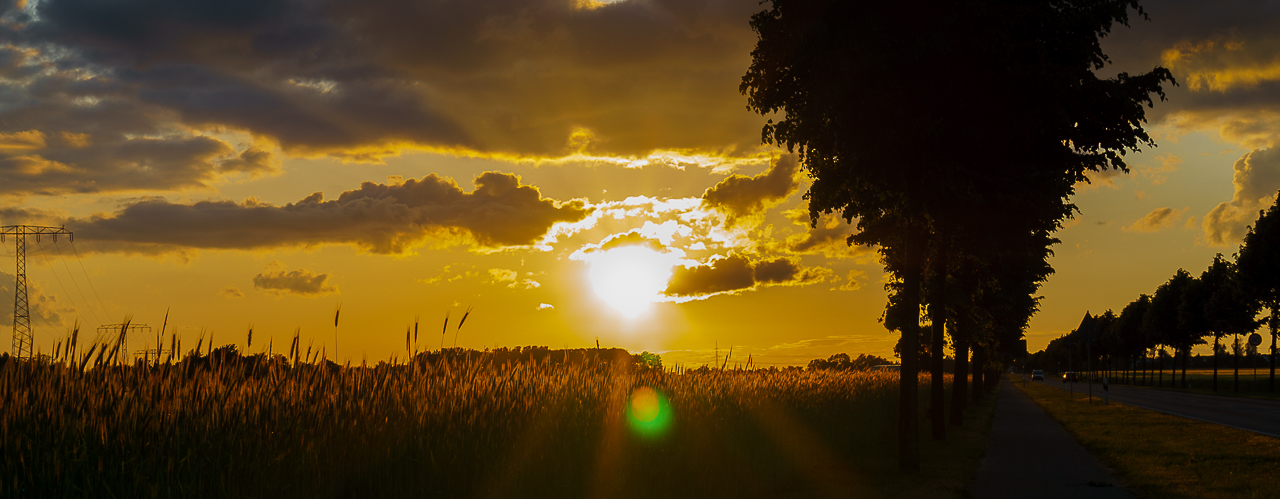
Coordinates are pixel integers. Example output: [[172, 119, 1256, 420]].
[[1213, 335, 1219, 392], [972, 345, 985, 402], [898, 232, 923, 472], [1157, 346, 1164, 387], [949, 316, 968, 426], [1270, 302, 1277, 392], [929, 239, 947, 440], [1234, 333, 1240, 393], [1181, 346, 1188, 389]]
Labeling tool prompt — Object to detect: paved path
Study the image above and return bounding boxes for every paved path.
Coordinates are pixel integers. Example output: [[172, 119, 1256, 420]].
[[969, 376, 1131, 499], [1031, 378, 1280, 438]]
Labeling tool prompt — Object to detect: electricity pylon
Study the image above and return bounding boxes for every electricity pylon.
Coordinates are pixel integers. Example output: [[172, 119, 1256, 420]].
[[2, 225, 72, 360]]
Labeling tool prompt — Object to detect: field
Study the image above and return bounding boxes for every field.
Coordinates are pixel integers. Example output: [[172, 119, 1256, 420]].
[[1079, 368, 1280, 401], [0, 348, 994, 498]]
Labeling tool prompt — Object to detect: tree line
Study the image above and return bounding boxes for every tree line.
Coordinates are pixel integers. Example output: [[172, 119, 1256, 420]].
[[1029, 195, 1280, 393]]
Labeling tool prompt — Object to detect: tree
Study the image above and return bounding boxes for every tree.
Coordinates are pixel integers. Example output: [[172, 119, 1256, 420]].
[[1115, 295, 1151, 385], [741, 0, 1172, 470], [1236, 193, 1280, 392], [1144, 270, 1192, 387], [1175, 274, 1209, 388], [1199, 254, 1260, 391]]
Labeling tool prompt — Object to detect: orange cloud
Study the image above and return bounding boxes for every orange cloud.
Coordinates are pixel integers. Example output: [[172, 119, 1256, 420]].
[[1125, 207, 1188, 233]]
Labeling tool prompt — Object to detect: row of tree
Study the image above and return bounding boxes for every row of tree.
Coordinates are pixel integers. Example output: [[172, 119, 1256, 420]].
[[1030, 196, 1280, 392], [741, 0, 1173, 470]]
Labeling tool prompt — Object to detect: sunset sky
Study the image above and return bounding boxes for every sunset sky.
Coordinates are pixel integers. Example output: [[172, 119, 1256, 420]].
[[2, 0, 1278, 366]]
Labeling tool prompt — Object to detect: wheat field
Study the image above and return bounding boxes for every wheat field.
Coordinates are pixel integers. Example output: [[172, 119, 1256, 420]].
[[0, 346, 932, 498]]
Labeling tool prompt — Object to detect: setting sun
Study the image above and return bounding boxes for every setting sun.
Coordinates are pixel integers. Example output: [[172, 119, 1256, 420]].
[[583, 246, 681, 319]]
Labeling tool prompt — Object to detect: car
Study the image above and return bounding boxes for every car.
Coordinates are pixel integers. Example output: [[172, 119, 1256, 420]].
[[1031, 370, 1043, 381], [1062, 372, 1078, 383]]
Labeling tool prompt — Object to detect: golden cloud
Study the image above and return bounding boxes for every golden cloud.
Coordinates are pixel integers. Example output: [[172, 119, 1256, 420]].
[[1203, 147, 1280, 245], [1124, 207, 1188, 233]]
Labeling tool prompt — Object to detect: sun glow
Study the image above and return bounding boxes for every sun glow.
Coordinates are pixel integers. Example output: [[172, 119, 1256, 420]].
[[583, 246, 680, 318]]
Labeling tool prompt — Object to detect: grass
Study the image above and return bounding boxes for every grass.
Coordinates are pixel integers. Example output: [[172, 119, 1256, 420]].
[[1016, 377, 1280, 499], [0, 348, 1000, 499], [1099, 369, 1280, 401]]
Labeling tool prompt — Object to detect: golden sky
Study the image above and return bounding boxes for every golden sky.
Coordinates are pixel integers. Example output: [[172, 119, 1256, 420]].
[[2, 0, 1279, 366]]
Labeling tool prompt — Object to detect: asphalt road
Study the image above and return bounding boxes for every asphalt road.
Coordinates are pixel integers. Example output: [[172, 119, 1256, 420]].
[[1028, 377, 1280, 438]]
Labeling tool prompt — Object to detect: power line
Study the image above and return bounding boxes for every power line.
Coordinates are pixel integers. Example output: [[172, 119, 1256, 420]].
[[34, 240, 100, 327], [52, 240, 110, 323], [69, 241, 112, 322]]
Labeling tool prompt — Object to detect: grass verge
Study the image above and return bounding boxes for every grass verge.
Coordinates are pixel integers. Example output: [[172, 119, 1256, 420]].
[[1017, 378, 1280, 499]]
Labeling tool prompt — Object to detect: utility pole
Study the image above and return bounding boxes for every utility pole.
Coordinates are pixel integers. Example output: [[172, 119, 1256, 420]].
[[2, 225, 73, 360]]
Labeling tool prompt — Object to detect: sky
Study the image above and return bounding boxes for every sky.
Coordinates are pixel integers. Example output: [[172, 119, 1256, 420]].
[[1, 0, 1278, 367]]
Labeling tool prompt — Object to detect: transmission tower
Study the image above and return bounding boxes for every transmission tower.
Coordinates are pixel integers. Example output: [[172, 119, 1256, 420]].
[[2, 225, 73, 360]]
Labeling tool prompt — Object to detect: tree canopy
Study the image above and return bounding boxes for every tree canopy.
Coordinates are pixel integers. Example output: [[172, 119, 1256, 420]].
[[741, 0, 1173, 470]]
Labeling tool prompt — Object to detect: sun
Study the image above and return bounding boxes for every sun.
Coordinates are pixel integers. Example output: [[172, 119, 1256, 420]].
[[584, 246, 680, 318]]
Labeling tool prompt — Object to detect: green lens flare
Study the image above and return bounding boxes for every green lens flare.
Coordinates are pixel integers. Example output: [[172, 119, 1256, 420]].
[[626, 386, 672, 438]]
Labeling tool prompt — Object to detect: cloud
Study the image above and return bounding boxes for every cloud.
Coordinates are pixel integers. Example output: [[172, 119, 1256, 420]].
[[1124, 207, 1188, 232], [66, 171, 591, 254], [0, 271, 72, 325], [536, 303, 554, 311], [770, 208, 875, 260], [1202, 147, 1280, 245], [252, 263, 337, 296], [1136, 154, 1182, 186], [832, 270, 866, 291], [218, 286, 244, 298], [663, 252, 830, 300], [488, 268, 540, 289], [701, 155, 801, 226], [0, 0, 770, 175]]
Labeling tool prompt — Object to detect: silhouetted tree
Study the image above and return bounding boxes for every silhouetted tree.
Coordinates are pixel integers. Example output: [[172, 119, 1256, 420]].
[[1236, 193, 1280, 391], [741, 0, 1172, 470], [1114, 295, 1151, 384], [1145, 270, 1192, 387], [1196, 254, 1260, 391]]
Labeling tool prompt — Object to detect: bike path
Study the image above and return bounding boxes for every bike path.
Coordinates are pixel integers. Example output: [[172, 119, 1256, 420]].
[[968, 376, 1130, 499]]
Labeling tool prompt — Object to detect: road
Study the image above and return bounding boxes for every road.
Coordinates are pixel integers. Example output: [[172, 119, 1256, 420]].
[[1028, 377, 1280, 438]]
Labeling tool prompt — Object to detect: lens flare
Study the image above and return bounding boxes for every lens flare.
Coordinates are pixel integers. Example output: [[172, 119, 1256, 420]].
[[625, 386, 672, 438]]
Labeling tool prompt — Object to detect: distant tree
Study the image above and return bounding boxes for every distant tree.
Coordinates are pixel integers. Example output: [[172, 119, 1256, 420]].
[[1198, 254, 1261, 391], [1236, 193, 1280, 391], [807, 353, 892, 371], [1115, 295, 1151, 384], [632, 351, 663, 370], [1145, 270, 1193, 387]]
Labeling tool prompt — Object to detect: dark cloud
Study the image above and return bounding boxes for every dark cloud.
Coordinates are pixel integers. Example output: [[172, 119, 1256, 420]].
[[218, 286, 245, 298], [664, 252, 828, 298], [0, 205, 55, 225], [1097, 0, 1280, 142], [66, 172, 590, 254], [0, 0, 766, 187], [702, 154, 800, 225], [253, 265, 337, 296]]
